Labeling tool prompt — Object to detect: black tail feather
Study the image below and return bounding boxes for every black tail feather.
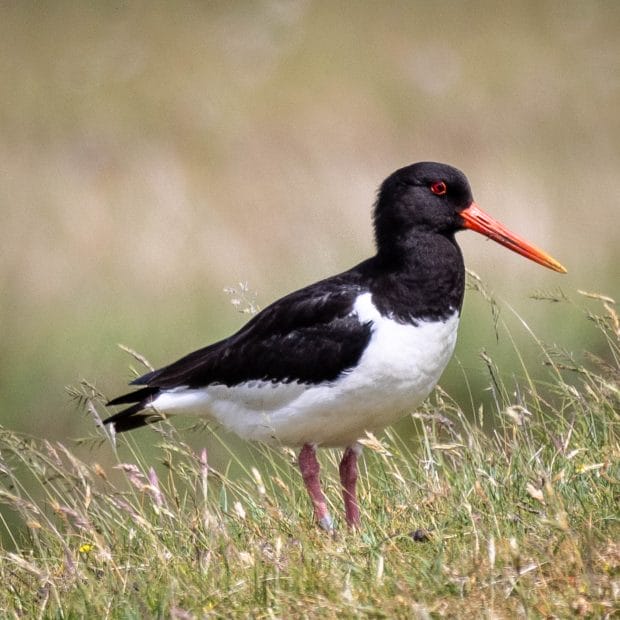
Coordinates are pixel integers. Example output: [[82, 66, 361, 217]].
[[104, 387, 161, 433], [107, 386, 159, 407], [105, 407, 163, 433]]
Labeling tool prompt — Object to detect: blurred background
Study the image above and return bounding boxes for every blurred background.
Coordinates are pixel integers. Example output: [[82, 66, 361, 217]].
[[1, 2, 618, 462]]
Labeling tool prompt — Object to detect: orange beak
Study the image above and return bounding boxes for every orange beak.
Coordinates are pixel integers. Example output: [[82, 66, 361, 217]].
[[460, 202, 567, 273]]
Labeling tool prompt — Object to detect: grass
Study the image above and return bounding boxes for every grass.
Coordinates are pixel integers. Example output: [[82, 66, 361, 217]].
[[0, 289, 618, 618]]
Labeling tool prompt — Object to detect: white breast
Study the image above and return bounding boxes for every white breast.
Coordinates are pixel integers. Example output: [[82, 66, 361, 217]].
[[148, 293, 460, 447]]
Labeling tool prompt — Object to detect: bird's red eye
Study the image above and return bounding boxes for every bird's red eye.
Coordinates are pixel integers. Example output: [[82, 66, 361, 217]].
[[430, 181, 447, 196]]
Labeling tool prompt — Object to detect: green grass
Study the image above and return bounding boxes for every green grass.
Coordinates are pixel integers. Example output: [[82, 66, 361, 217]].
[[1, 290, 618, 618]]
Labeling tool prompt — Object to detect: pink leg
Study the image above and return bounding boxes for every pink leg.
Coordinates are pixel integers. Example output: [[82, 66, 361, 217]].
[[298, 444, 333, 531], [339, 444, 362, 529]]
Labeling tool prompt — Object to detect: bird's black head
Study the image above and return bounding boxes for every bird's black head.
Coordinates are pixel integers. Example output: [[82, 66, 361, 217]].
[[373, 161, 567, 273], [373, 162, 474, 255]]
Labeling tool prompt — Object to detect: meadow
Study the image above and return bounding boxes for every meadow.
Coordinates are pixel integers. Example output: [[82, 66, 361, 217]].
[[1, 288, 618, 617], [1, 3, 619, 616]]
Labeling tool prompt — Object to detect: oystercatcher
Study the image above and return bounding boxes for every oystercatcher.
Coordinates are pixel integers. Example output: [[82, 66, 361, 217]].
[[105, 162, 566, 530]]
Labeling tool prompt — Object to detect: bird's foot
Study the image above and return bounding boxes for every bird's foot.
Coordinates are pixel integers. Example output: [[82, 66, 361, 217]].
[[318, 514, 334, 532]]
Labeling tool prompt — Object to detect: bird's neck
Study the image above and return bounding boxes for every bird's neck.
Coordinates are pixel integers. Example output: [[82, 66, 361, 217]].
[[368, 231, 465, 323]]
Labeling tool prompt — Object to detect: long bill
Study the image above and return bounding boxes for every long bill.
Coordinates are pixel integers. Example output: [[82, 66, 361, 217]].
[[460, 202, 567, 273]]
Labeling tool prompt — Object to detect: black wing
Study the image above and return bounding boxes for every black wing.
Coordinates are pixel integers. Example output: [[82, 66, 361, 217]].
[[105, 275, 373, 431], [134, 280, 371, 388]]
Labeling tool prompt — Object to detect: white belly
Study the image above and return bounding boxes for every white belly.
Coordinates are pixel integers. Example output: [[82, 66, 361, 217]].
[[148, 293, 460, 447]]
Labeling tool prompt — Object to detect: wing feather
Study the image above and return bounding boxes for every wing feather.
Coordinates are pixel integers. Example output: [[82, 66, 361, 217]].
[[133, 281, 371, 389], [105, 276, 374, 434]]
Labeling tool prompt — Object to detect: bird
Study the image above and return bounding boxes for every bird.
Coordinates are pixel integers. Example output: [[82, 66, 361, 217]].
[[105, 161, 566, 531]]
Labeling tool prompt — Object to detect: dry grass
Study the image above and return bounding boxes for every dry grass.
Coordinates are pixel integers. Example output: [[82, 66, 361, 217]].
[[0, 290, 618, 618]]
